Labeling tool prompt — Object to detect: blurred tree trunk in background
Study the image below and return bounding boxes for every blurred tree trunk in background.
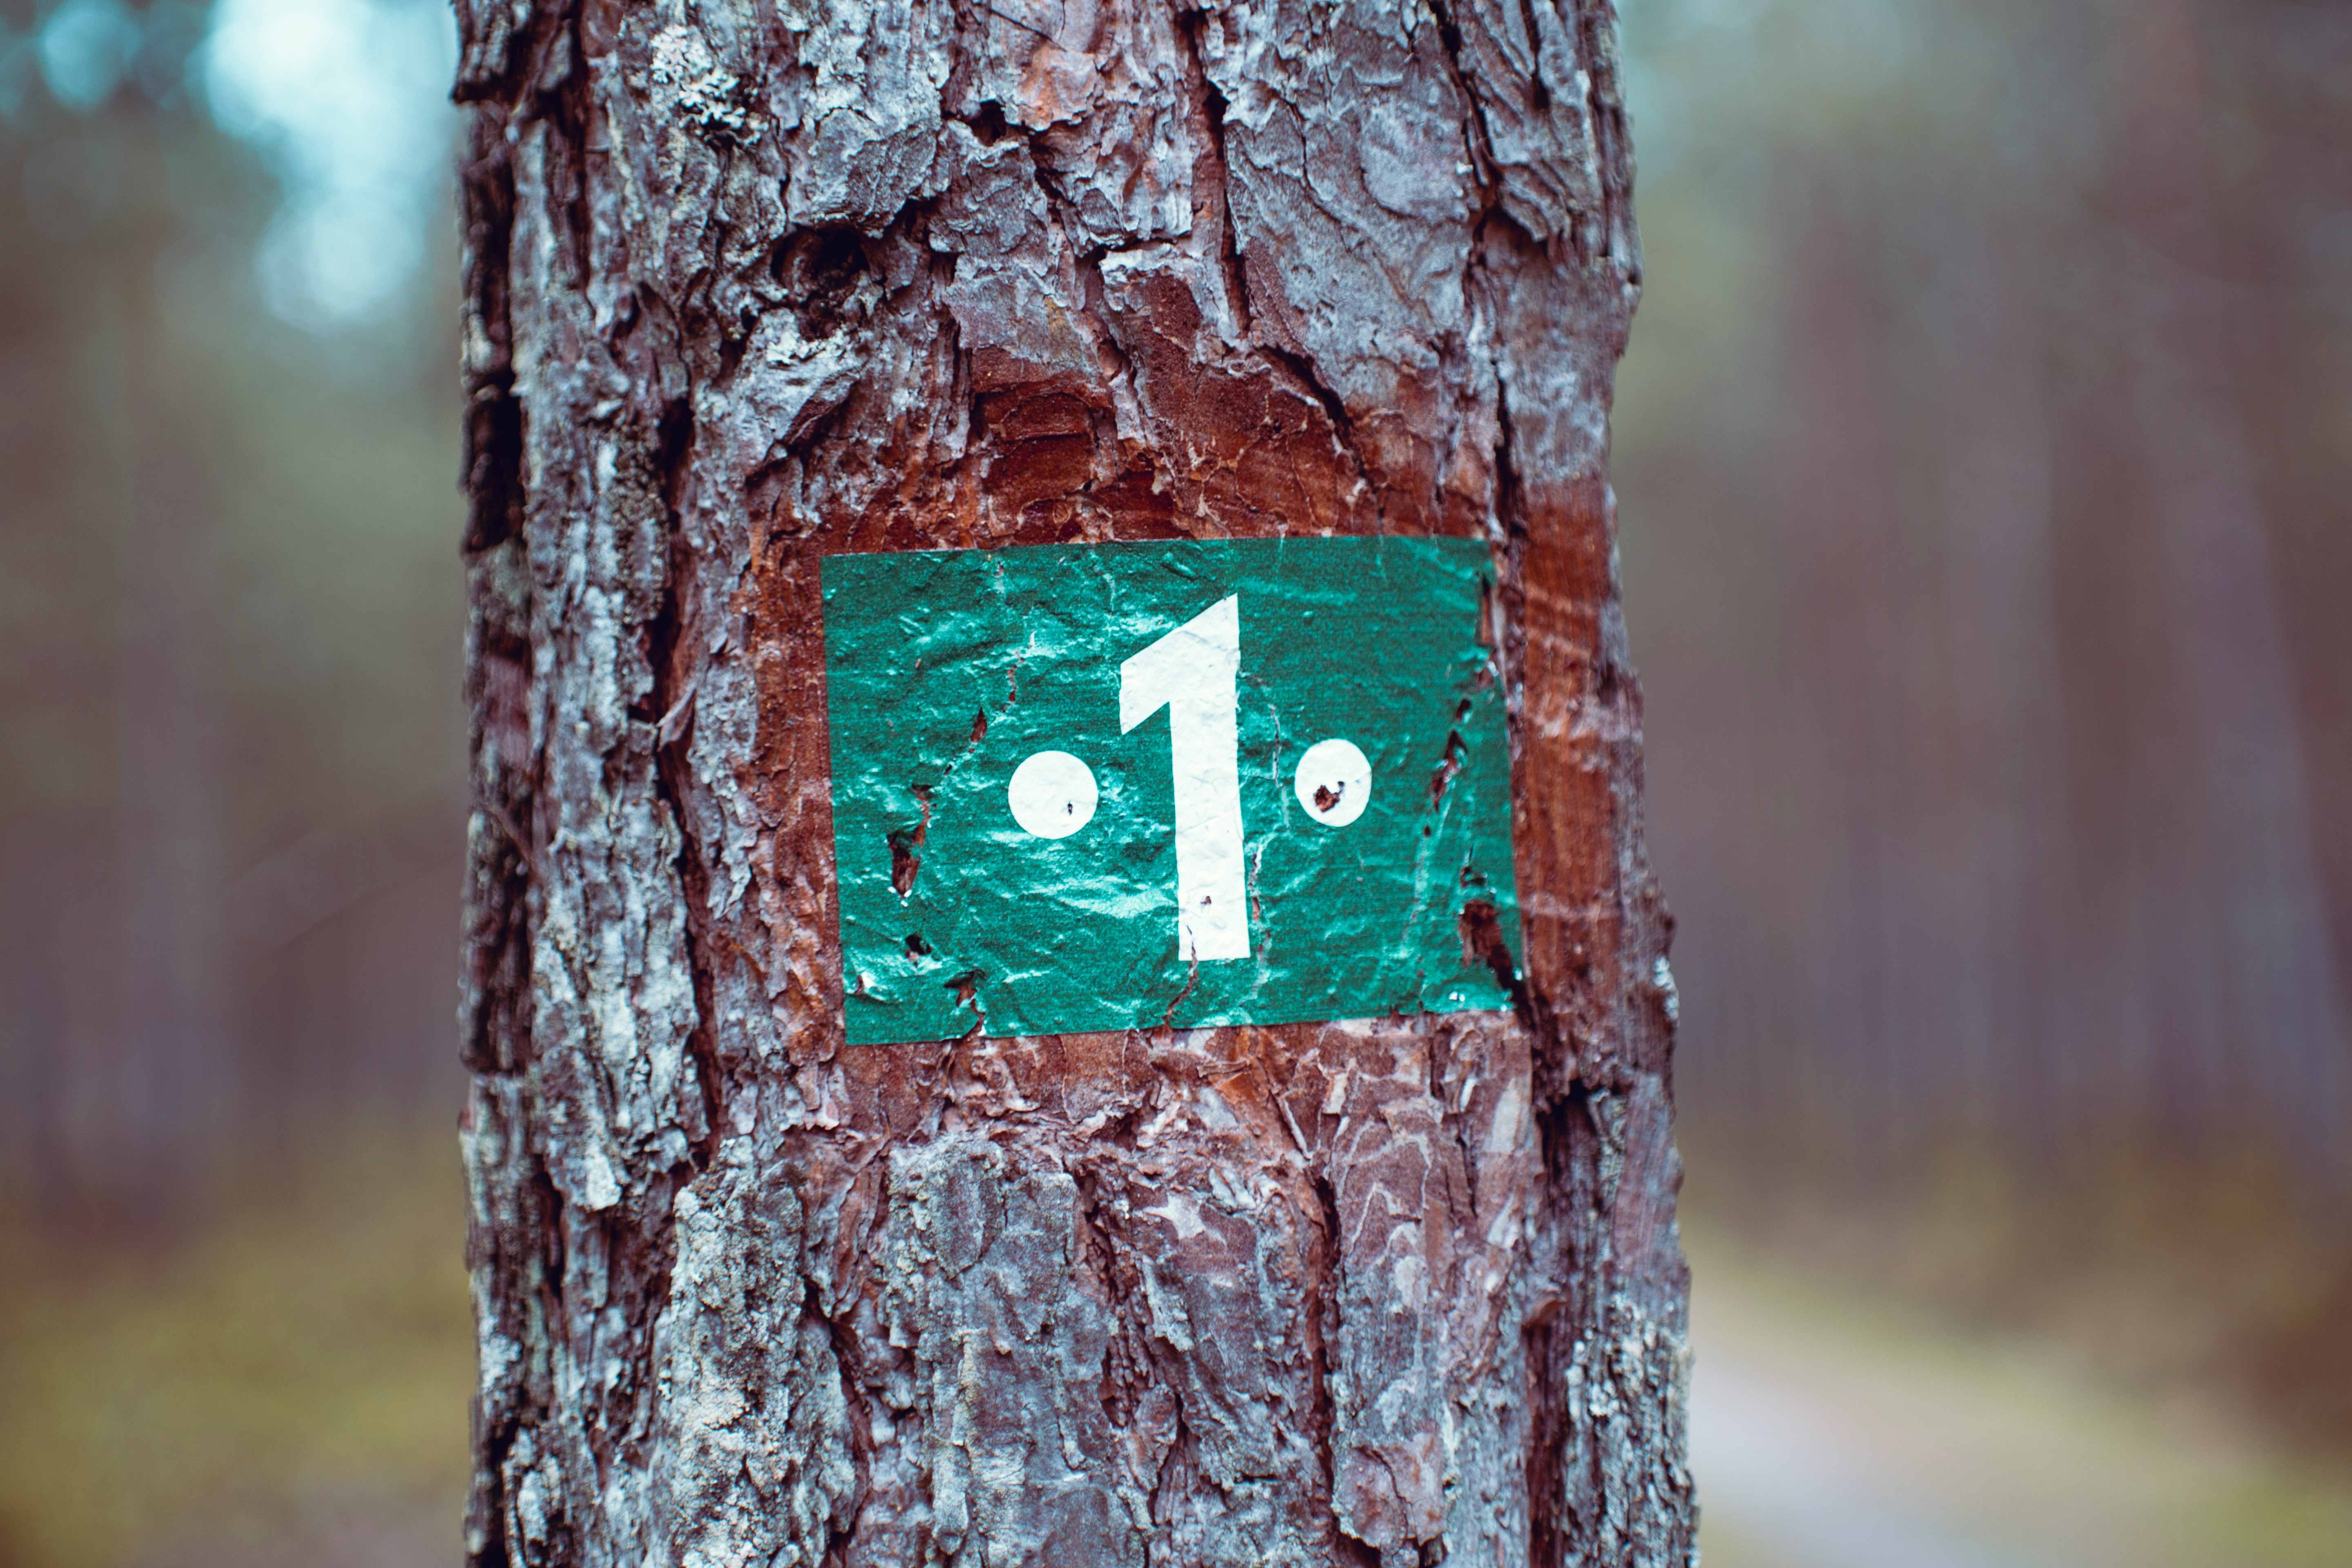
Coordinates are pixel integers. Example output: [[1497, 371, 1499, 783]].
[[454, 2, 1690, 1566], [110, 289, 228, 1199], [2108, 0, 2344, 1161], [0, 110, 232, 1214]]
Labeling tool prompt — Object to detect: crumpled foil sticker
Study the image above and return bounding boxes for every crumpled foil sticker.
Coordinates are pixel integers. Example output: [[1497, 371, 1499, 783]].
[[820, 537, 1521, 1044]]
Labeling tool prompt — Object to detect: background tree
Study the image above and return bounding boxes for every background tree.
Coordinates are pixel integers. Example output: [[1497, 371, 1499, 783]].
[[453, 1, 1690, 1566], [1620, 0, 2352, 1212], [0, 0, 467, 1218]]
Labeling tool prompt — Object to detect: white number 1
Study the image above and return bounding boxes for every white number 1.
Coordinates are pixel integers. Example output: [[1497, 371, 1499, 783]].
[[1121, 595, 1250, 962]]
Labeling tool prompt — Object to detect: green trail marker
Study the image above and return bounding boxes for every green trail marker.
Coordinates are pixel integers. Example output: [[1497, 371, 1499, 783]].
[[820, 537, 1521, 1045]]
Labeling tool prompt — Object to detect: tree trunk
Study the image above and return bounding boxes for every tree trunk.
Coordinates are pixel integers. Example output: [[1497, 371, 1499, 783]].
[[454, 2, 1690, 1566]]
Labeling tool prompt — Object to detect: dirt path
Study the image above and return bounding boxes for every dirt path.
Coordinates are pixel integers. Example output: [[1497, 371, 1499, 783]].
[[1688, 1246, 2352, 1568]]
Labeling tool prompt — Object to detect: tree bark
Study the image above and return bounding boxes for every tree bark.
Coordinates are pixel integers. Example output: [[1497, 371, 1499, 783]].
[[454, 2, 1690, 1565]]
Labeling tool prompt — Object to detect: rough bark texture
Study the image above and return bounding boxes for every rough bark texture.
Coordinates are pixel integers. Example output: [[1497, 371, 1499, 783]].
[[454, 2, 1690, 1564]]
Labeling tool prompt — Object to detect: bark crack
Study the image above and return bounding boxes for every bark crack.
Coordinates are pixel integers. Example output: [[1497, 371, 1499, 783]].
[[1570, 2, 1640, 281], [647, 395, 724, 1174], [1423, 0, 1504, 204], [1174, 4, 1381, 518], [1310, 1170, 1383, 1567]]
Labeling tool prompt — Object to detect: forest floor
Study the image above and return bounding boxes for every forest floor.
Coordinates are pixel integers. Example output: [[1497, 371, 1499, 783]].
[[1, 1138, 2347, 1567], [0, 1139, 472, 1568]]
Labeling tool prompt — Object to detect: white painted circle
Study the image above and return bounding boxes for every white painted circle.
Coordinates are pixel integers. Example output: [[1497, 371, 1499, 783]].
[[1294, 738, 1372, 827], [1008, 750, 1099, 839]]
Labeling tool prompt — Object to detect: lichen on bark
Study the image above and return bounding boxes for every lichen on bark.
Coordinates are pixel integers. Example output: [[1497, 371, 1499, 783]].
[[455, 1, 1692, 1564]]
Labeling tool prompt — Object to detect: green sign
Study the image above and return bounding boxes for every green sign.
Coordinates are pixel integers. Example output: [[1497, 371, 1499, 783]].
[[820, 537, 1520, 1045]]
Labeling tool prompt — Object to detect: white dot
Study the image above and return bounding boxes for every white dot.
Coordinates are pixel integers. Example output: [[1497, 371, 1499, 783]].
[[1008, 750, 1098, 839], [1295, 738, 1372, 827]]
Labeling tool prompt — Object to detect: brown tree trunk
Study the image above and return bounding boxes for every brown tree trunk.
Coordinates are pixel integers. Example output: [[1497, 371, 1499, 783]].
[[454, 2, 1690, 1565]]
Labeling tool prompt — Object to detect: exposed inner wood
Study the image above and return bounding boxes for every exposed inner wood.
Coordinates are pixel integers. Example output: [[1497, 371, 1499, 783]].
[[455, 1, 1690, 1564]]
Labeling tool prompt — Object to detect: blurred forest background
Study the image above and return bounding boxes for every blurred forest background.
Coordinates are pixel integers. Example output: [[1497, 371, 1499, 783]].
[[0, 0, 2345, 1565]]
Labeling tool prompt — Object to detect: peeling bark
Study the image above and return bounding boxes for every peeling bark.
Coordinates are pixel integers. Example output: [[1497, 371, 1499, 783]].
[[454, 1, 1691, 1564]]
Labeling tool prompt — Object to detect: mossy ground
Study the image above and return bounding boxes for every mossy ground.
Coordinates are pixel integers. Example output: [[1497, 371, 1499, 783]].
[[0, 1133, 471, 1568]]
